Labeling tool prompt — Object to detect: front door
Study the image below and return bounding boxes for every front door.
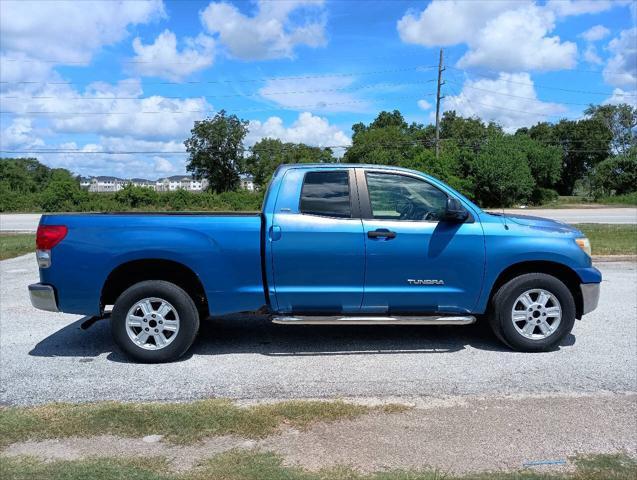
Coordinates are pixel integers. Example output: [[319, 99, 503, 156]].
[[358, 170, 485, 314], [270, 168, 365, 314]]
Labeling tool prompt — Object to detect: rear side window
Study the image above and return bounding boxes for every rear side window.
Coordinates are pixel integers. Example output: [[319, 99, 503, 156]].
[[299, 170, 351, 218]]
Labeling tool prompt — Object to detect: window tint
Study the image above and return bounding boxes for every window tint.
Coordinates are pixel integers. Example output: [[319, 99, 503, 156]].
[[300, 170, 351, 218], [366, 172, 447, 221]]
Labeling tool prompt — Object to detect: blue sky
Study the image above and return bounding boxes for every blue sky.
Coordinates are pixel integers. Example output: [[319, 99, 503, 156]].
[[1, 0, 635, 179]]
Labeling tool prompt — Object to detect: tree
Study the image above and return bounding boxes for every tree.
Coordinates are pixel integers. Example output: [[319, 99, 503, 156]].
[[527, 118, 611, 195], [344, 110, 421, 165], [469, 136, 534, 207], [592, 147, 637, 197], [243, 138, 335, 187], [39, 169, 88, 212], [184, 110, 248, 193], [585, 103, 637, 155]]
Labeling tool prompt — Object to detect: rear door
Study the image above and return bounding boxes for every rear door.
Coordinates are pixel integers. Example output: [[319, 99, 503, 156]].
[[270, 167, 365, 314], [357, 169, 485, 314]]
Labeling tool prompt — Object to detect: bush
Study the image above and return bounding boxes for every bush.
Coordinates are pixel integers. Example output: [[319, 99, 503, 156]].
[[529, 187, 559, 206], [469, 136, 534, 207], [592, 153, 637, 198]]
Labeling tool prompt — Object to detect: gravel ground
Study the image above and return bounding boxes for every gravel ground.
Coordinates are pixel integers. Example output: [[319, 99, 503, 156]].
[[2, 393, 635, 473], [1, 254, 635, 406]]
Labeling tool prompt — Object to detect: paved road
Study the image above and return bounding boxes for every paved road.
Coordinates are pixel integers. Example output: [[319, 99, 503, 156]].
[[1, 208, 636, 233], [0, 214, 42, 232], [502, 207, 637, 224], [1, 254, 635, 406]]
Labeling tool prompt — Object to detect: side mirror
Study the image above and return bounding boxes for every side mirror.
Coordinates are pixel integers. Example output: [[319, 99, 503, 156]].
[[442, 196, 469, 222]]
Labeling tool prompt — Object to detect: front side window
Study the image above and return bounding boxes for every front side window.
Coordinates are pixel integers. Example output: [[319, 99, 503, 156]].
[[366, 172, 447, 221], [299, 170, 351, 218]]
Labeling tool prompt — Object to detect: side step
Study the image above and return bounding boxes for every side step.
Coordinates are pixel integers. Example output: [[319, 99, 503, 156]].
[[271, 315, 476, 326]]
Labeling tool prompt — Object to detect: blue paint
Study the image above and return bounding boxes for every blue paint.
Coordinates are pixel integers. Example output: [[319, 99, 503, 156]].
[[37, 164, 602, 319]]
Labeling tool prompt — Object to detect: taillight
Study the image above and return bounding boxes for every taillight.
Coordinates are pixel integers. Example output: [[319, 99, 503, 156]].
[[36, 225, 68, 250]]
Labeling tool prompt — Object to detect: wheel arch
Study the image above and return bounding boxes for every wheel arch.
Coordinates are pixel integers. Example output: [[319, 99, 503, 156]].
[[101, 259, 209, 316], [488, 260, 584, 319]]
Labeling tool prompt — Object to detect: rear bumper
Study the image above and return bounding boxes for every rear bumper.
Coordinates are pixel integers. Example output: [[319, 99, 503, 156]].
[[28, 283, 59, 312], [580, 283, 600, 316]]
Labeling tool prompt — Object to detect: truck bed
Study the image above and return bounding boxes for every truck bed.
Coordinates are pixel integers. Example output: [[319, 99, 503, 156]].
[[39, 213, 266, 316]]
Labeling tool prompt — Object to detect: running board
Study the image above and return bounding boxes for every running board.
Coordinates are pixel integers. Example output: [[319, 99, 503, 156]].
[[271, 315, 476, 326]]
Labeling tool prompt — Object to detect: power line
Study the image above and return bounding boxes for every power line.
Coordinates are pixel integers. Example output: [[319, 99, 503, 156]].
[[0, 65, 437, 86], [445, 79, 598, 107], [0, 92, 438, 115], [447, 66, 637, 97], [0, 79, 436, 101]]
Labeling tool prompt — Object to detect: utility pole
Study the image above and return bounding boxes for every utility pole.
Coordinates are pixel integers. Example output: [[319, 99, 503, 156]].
[[435, 48, 445, 160]]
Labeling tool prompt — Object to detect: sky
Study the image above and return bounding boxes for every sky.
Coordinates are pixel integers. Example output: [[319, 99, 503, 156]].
[[0, 0, 636, 179]]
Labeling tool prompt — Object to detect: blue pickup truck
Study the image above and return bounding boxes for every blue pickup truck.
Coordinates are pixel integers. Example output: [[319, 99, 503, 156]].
[[29, 164, 601, 362]]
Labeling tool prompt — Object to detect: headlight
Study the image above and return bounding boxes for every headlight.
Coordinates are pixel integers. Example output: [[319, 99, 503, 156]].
[[575, 237, 591, 256]]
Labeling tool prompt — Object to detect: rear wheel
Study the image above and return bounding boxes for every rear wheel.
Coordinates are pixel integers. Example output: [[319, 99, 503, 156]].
[[111, 280, 199, 363], [489, 273, 575, 352]]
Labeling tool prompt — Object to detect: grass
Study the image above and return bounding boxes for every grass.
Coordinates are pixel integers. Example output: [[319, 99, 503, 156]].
[[537, 194, 637, 208], [577, 224, 637, 255], [0, 399, 407, 448], [0, 234, 34, 260], [1, 452, 635, 480]]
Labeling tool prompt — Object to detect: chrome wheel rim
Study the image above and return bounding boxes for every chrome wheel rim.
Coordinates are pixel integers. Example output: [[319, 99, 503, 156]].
[[125, 297, 180, 350], [511, 289, 562, 340]]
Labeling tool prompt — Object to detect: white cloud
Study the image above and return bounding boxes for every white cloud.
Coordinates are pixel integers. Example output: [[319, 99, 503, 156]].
[[0, 0, 164, 64], [579, 25, 611, 42], [603, 88, 637, 107], [200, 0, 326, 60], [0, 118, 44, 149], [397, 0, 520, 47], [246, 112, 351, 149], [398, 1, 577, 72], [583, 44, 603, 65], [2, 79, 211, 141], [417, 99, 432, 110], [547, 0, 628, 17], [27, 137, 187, 179], [603, 28, 637, 88], [258, 75, 368, 112], [131, 30, 215, 81], [459, 5, 576, 71], [443, 73, 567, 132], [153, 156, 177, 174]]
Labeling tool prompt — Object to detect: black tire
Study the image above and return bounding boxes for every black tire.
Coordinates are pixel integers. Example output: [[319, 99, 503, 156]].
[[111, 280, 200, 363], [488, 273, 575, 352]]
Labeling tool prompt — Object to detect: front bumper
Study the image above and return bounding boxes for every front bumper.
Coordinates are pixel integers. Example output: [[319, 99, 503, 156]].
[[580, 283, 600, 316], [28, 283, 59, 312]]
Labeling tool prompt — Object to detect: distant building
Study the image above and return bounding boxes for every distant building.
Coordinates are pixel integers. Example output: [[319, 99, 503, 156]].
[[155, 175, 206, 192], [77, 174, 261, 193], [78, 176, 92, 189], [87, 176, 125, 193], [129, 178, 155, 189], [240, 174, 255, 191]]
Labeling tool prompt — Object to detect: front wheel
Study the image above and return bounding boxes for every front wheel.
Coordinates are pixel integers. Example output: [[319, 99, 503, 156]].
[[111, 280, 200, 363], [489, 273, 575, 352]]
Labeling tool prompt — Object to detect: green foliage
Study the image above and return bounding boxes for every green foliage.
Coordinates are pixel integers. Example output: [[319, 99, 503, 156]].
[[39, 170, 89, 212], [527, 118, 612, 195], [469, 136, 534, 207], [592, 149, 637, 197], [184, 110, 249, 193], [584, 103, 637, 155], [0, 158, 263, 213], [243, 138, 335, 187], [345, 111, 415, 165], [114, 184, 159, 208]]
